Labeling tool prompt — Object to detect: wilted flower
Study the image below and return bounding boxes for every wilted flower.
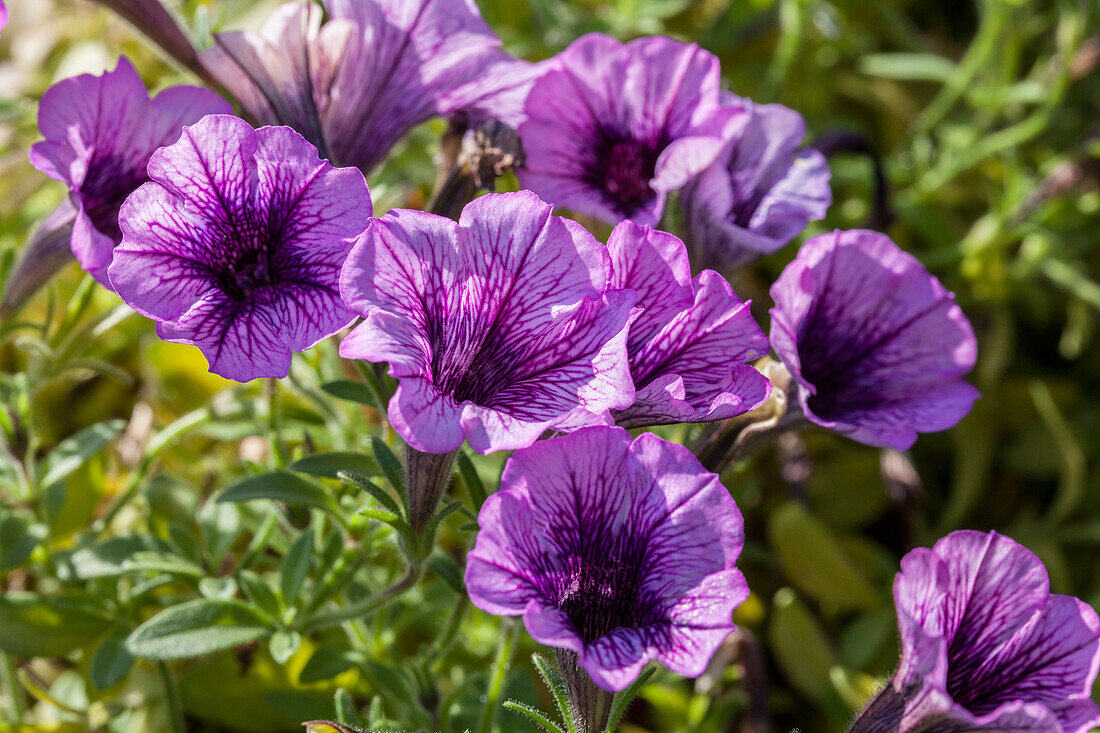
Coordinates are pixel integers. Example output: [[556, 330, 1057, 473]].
[[517, 33, 741, 227], [28, 57, 230, 287], [108, 114, 371, 382], [606, 221, 771, 428], [338, 191, 636, 455], [851, 530, 1100, 732], [465, 426, 748, 691], [682, 98, 832, 270], [202, 0, 533, 172], [769, 229, 978, 450]]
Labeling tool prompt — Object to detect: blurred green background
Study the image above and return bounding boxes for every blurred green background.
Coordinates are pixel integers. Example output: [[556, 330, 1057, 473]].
[[1, 0, 1100, 731]]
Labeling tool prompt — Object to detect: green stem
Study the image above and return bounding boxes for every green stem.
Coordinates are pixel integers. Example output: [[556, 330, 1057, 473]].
[[477, 619, 518, 733], [300, 559, 422, 633], [1, 653, 25, 724], [268, 378, 288, 469], [157, 662, 185, 733], [426, 594, 469, 666]]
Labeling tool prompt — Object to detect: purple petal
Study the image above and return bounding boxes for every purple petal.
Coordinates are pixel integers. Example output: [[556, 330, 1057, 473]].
[[769, 229, 978, 449], [517, 33, 731, 225], [29, 57, 230, 287], [110, 115, 368, 382], [607, 222, 770, 428], [683, 100, 831, 270], [465, 427, 745, 691], [340, 192, 635, 454]]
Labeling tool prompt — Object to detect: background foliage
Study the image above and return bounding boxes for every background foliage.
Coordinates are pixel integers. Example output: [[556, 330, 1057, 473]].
[[1, 0, 1099, 731]]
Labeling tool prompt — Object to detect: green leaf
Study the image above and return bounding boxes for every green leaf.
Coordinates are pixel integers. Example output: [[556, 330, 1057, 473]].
[[89, 629, 135, 690], [768, 588, 838, 702], [532, 653, 573, 731], [603, 665, 656, 732], [337, 470, 402, 515], [281, 529, 314, 604], [291, 452, 380, 480], [455, 453, 488, 511], [218, 472, 336, 512], [39, 419, 126, 488], [299, 643, 365, 684], [503, 700, 566, 733], [359, 508, 418, 553], [0, 593, 111, 657], [321, 380, 376, 405], [63, 535, 164, 580], [426, 550, 464, 595], [238, 570, 283, 620], [858, 52, 957, 81], [125, 599, 274, 660], [370, 437, 407, 504], [269, 630, 302, 664], [122, 552, 204, 578], [768, 502, 880, 613], [0, 513, 45, 570]]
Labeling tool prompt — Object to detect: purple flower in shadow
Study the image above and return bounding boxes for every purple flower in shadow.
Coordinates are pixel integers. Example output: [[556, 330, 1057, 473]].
[[465, 426, 748, 691], [339, 191, 636, 455], [769, 229, 979, 450], [202, 0, 534, 172], [29, 57, 230, 287], [517, 33, 742, 227], [682, 97, 831, 270], [852, 530, 1100, 733], [606, 221, 771, 428], [107, 114, 371, 382]]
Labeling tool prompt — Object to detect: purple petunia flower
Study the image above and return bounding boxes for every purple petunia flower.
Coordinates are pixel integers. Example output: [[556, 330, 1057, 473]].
[[769, 229, 979, 450], [605, 221, 771, 428], [851, 530, 1100, 733], [682, 97, 832, 271], [0, 1, 8, 35], [28, 57, 231, 287], [107, 114, 371, 382], [516, 33, 742, 227], [202, 0, 534, 173], [465, 426, 747, 691], [338, 191, 636, 455]]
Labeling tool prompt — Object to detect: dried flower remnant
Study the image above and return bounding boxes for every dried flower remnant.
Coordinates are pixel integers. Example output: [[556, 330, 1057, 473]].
[[517, 33, 742, 227], [339, 191, 636, 456], [202, 0, 534, 172], [466, 426, 748, 695], [108, 115, 371, 382], [769, 229, 979, 450], [28, 57, 230, 287], [851, 530, 1100, 732], [605, 221, 771, 428], [682, 98, 832, 271]]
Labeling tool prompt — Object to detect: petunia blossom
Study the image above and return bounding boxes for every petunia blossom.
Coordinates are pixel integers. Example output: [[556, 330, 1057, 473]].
[[201, 0, 534, 173], [516, 33, 742, 227], [682, 97, 832, 271], [29, 57, 231, 287], [851, 530, 1100, 733], [465, 426, 748, 691], [605, 221, 771, 428], [769, 229, 979, 450], [339, 191, 636, 456], [107, 114, 371, 382]]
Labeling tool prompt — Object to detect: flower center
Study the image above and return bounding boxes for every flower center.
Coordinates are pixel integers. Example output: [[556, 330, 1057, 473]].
[[589, 131, 662, 217], [81, 154, 148, 242], [218, 247, 280, 302]]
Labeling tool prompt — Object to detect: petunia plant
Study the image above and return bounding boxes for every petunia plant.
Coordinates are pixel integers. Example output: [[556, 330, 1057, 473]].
[[2, 1, 1097, 732]]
